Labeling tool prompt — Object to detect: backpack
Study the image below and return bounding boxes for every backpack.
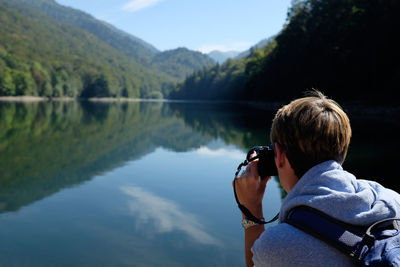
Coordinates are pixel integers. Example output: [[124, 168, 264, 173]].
[[284, 206, 400, 266]]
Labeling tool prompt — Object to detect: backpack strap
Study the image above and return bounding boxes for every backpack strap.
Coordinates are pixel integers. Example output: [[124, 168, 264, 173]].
[[285, 206, 400, 265], [285, 206, 367, 263]]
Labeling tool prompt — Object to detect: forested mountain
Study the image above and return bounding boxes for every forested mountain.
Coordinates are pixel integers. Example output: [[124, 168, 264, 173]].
[[0, 0, 215, 98], [152, 48, 215, 80], [14, 0, 159, 66], [21, 0, 215, 75], [0, 0, 170, 98], [171, 0, 400, 104], [170, 39, 277, 100]]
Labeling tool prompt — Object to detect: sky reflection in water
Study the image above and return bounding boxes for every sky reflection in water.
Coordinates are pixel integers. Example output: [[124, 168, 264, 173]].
[[122, 185, 221, 246]]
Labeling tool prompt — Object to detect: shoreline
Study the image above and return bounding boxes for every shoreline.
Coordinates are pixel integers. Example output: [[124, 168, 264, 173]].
[[0, 96, 285, 110], [0, 96, 399, 112], [0, 96, 166, 103], [0, 96, 275, 105], [0, 96, 75, 102]]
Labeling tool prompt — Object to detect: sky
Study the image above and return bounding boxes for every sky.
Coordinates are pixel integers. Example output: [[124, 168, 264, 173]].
[[55, 0, 292, 53]]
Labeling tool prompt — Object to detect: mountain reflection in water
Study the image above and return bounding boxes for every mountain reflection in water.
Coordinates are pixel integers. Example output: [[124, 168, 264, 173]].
[[1, 101, 399, 213]]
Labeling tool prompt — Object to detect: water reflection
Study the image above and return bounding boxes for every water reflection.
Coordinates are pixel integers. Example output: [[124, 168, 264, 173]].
[[195, 145, 245, 160], [1, 100, 399, 266], [1, 101, 399, 216], [170, 103, 400, 193], [122, 186, 221, 246], [0, 101, 211, 213]]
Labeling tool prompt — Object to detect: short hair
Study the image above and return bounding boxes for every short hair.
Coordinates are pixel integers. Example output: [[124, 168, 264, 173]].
[[270, 90, 352, 178]]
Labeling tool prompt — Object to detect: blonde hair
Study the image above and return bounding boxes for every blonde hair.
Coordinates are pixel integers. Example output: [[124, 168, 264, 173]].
[[270, 91, 352, 178]]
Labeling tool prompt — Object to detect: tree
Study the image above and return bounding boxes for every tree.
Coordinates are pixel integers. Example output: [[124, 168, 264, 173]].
[[0, 67, 16, 95], [14, 70, 35, 95]]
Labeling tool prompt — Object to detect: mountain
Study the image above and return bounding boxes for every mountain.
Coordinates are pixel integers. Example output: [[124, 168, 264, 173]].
[[153, 48, 215, 80], [0, 0, 215, 98], [14, 0, 158, 66], [207, 50, 240, 64], [102, 21, 159, 54], [0, 0, 173, 98], [13, 0, 215, 79], [235, 37, 275, 59], [169, 39, 276, 100]]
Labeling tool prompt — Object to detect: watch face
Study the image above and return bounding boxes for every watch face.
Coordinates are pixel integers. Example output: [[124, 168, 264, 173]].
[[242, 218, 258, 229]]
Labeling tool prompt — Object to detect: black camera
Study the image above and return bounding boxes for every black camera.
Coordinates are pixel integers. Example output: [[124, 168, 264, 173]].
[[247, 145, 278, 179]]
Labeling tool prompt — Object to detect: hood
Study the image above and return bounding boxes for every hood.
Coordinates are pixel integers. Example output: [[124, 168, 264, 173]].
[[279, 160, 400, 226]]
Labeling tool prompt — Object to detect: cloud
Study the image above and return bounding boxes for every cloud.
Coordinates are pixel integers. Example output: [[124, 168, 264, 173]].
[[122, 0, 164, 12], [197, 42, 253, 53], [196, 146, 245, 160], [121, 186, 220, 246]]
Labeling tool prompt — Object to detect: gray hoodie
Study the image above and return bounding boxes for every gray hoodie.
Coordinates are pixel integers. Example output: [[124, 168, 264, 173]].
[[252, 160, 400, 267]]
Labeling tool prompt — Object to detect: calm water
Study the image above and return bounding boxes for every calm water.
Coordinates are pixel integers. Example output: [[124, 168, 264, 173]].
[[0, 101, 399, 266]]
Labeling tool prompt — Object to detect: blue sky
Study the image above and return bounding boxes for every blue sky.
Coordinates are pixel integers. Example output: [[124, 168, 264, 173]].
[[55, 0, 292, 53]]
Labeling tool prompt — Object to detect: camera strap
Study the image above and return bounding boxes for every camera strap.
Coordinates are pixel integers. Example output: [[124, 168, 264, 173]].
[[233, 158, 279, 225]]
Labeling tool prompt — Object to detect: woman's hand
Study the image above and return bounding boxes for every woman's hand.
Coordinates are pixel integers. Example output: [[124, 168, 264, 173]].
[[233, 157, 272, 267], [233, 159, 271, 219]]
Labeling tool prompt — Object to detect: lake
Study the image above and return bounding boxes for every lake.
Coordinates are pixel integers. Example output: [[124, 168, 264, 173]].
[[0, 100, 399, 266]]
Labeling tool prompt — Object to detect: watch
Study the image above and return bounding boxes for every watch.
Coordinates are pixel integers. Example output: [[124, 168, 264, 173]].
[[241, 217, 263, 229]]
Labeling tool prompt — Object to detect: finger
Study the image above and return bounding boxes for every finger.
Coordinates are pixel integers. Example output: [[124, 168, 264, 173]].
[[260, 176, 272, 186], [239, 164, 252, 178], [248, 151, 257, 160], [248, 161, 260, 179]]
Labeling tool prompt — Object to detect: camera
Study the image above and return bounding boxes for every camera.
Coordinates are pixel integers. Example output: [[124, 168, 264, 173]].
[[247, 145, 278, 179]]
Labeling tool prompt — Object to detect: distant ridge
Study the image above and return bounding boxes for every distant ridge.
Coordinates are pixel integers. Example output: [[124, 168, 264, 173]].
[[153, 47, 215, 80], [235, 37, 275, 59], [207, 50, 240, 64]]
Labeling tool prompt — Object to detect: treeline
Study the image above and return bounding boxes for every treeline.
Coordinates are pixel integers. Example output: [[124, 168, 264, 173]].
[[171, 0, 400, 104]]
